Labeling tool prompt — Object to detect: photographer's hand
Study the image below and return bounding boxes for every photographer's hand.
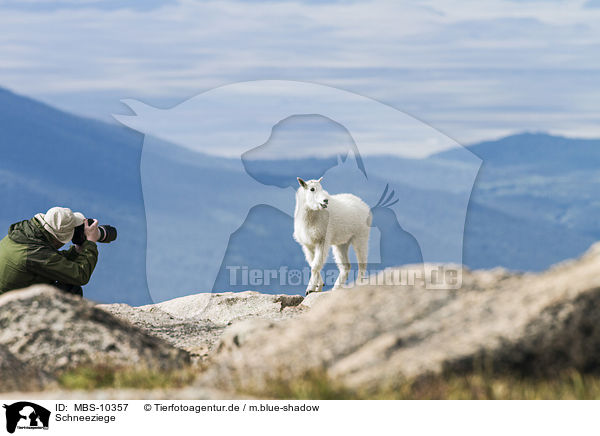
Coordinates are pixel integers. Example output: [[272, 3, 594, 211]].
[[84, 219, 101, 243]]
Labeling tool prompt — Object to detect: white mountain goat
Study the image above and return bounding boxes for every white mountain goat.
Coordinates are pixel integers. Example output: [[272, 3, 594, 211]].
[[293, 177, 371, 294]]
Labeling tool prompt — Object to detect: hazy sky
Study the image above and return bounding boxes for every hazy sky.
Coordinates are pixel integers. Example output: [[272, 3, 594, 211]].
[[1, 0, 599, 148]]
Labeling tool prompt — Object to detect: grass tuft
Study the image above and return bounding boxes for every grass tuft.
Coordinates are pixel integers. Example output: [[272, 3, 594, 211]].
[[255, 369, 356, 400], [58, 364, 197, 391]]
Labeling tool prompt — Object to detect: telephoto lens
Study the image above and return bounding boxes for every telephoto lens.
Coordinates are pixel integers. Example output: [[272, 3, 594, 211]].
[[97, 223, 118, 243], [71, 219, 118, 244]]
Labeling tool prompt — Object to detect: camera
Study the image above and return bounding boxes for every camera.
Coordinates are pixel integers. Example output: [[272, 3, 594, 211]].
[[72, 219, 117, 245]]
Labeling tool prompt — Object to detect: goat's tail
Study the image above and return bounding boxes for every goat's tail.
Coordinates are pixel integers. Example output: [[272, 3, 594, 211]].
[[372, 184, 399, 209]]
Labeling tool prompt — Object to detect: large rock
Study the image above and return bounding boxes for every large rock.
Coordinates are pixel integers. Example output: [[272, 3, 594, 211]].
[[202, 243, 600, 393], [98, 291, 311, 357], [0, 285, 190, 389]]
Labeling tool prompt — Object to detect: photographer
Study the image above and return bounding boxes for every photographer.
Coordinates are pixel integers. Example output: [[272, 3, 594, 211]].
[[0, 207, 100, 296]]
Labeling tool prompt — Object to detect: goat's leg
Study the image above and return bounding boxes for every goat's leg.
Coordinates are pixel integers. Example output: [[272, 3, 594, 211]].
[[332, 243, 351, 290], [302, 245, 322, 293], [353, 234, 369, 285], [306, 242, 327, 295], [302, 245, 315, 265]]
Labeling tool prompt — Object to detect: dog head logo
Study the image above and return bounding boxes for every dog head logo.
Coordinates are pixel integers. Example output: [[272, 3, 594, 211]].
[[114, 80, 481, 305], [3, 402, 50, 434]]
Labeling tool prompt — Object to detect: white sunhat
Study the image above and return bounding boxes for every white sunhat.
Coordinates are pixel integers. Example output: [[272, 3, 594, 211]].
[[35, 207, 86, 244]]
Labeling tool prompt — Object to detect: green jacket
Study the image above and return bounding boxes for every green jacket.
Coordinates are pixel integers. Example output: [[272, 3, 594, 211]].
[[0, 218, 98, 294]]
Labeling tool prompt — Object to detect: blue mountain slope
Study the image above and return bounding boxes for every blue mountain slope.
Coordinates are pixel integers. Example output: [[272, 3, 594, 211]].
[[438, 132, 600, 171], [0, 87, 150, 304]]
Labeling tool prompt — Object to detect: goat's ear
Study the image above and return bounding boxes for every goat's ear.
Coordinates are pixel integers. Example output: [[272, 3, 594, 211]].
[[317, 177, 323, 183], [297, 178, 307, 188]]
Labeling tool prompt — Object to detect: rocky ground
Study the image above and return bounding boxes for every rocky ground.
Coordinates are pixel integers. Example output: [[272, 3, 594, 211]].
[[1, 242, 599, 398], [97, 291, 313, 359]]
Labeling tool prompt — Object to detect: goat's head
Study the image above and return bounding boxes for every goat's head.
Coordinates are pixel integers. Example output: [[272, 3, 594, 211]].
[[297, 177, 330, 210]]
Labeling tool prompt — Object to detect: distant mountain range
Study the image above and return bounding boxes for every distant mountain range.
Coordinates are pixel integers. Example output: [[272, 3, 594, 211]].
[[438, 133, 600, 240], [1, 86, 598, 304]]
